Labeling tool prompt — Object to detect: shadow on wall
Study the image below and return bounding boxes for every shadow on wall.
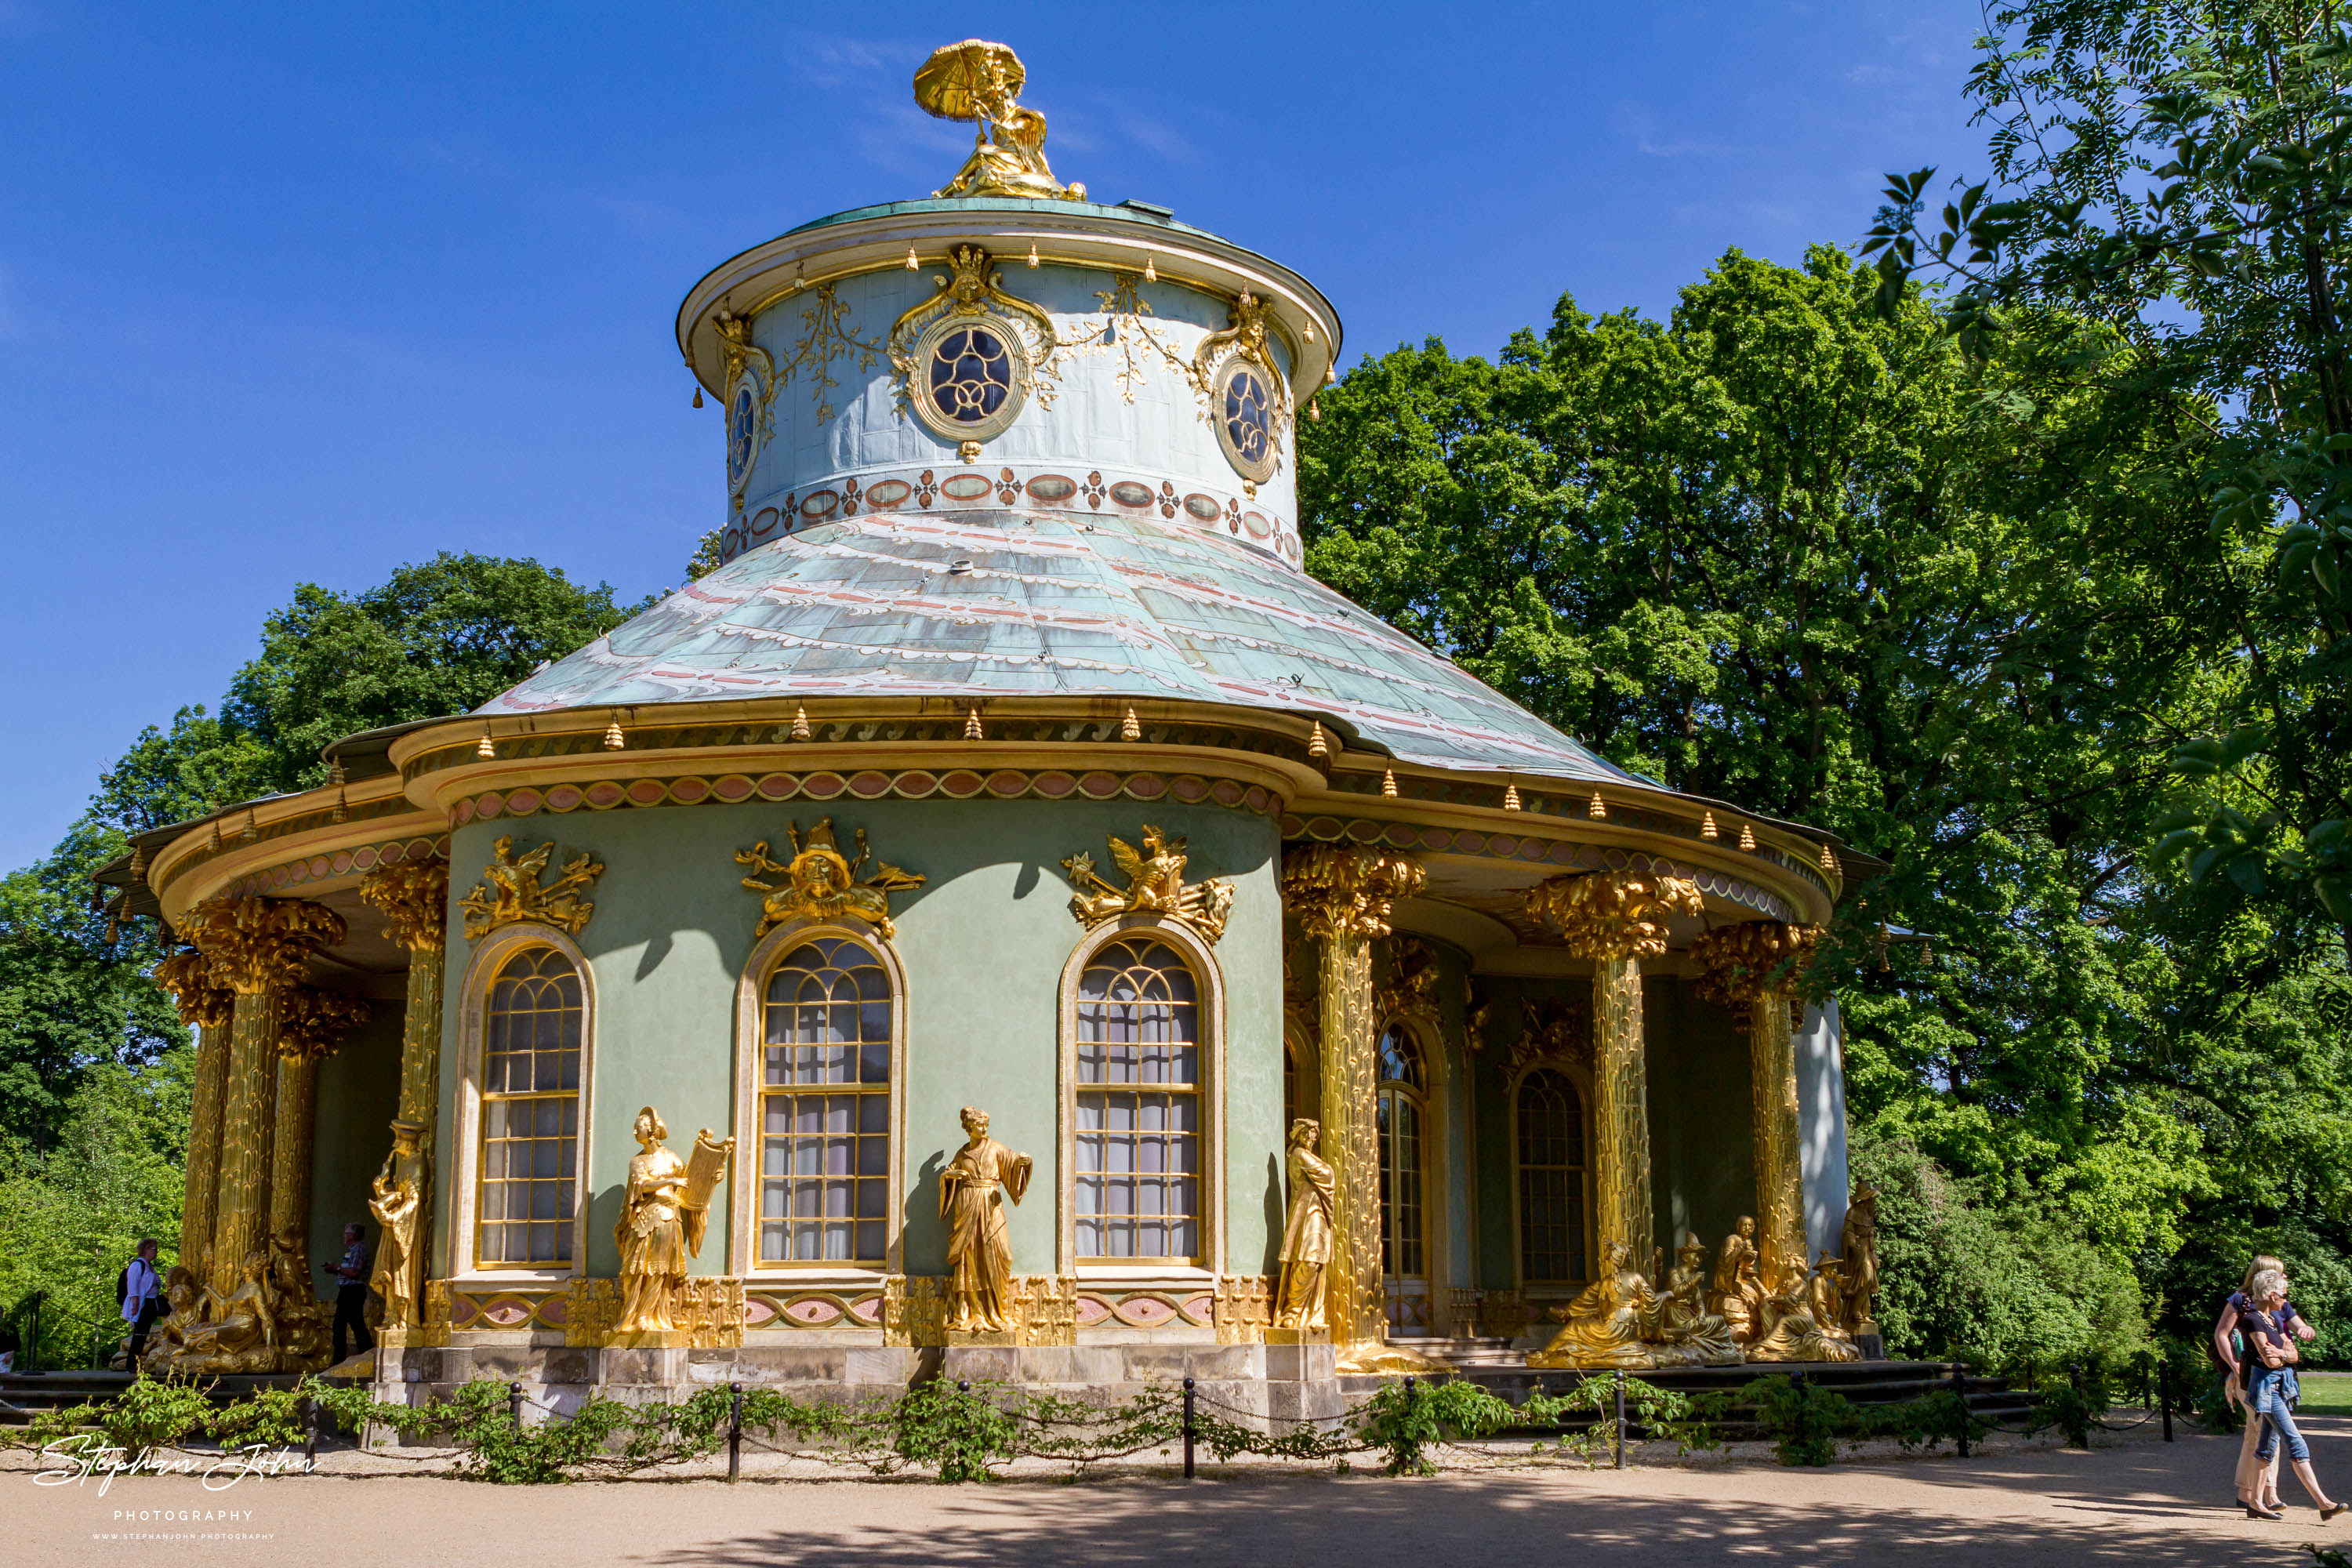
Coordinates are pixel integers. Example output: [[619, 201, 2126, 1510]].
[[904, 1149, 949, 1275]]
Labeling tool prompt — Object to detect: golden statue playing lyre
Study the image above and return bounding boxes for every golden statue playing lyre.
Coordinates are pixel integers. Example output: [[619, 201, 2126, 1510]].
[[915, 39, 1087, 202], [612, 1106, 735, 1341]]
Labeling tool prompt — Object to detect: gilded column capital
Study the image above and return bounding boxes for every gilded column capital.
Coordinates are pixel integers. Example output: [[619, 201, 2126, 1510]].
[[154, 948, 236, 1029], [1690, 921, 1821, 1012], [277, 986, 372, 1062], [1523, 872, 1701, 960], [360, 859, 450, 952], [1279, 844, 1425, 940], [180, 897, 347, 996]]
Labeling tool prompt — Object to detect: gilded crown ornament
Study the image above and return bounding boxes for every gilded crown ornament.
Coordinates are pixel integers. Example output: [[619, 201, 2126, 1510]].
[[736, 818, 926, 942], [1279, 844, 1425, 940], [1062, 825, 1235, 945], [1521, 871, 1702, 960], [358, 858, 450, 953], [1690, 921, 1822, 1014], [180, 896, 347, 994], [275, 986, 372, 1062], [458, 835, 603, 942], [915, 40, 1085, 202]]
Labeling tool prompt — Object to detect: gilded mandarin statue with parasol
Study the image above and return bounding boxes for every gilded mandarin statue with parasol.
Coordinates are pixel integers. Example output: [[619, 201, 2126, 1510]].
[[916, 40, 1087, 202]]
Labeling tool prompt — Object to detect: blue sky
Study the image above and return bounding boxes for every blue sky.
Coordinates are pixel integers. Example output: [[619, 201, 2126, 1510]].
[[0, 2, 1990, 871]]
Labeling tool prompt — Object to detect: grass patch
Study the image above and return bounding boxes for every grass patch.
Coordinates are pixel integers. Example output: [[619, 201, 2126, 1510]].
[[2294, 1374, 2352, 1414]]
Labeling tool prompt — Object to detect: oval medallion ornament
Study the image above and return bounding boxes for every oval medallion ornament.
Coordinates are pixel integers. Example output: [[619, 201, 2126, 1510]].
[[1214, 360, 1279, 484], [1026, 474, 1077, 503], [1108, 480, 1155, 509]]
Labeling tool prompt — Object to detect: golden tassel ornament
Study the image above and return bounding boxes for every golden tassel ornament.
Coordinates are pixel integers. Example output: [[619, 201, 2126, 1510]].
[[790, 705, 811, 742], [1700, 810, 1718, 840], [1739, 823, 1757, 851], [1503, 784, 1521, 811], [1588, 792, 1607, 820], [1307, 720, 1329, 760], [964, 705, 983, 740], [603, 717, 626, 750], [477, 726, 495, 759], [1381, 768, 1398, 798], [1120, 706, 1141, 741]]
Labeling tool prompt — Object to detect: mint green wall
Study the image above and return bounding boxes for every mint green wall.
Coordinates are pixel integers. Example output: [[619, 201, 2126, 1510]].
[[433, 798, 1281, 1281], [310, 1002, 402, 1297]]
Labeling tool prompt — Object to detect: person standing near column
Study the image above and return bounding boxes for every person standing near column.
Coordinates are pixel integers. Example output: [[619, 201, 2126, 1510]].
[[322, 1221, 373, 1363], [120, 1239, 164, 1363]]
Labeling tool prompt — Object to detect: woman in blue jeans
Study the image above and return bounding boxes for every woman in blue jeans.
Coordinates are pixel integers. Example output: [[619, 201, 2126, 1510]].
[[2245, 1268, 2347, 1523]]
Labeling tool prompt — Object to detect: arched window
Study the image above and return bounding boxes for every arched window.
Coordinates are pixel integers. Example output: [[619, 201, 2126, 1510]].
[[1517, 1069, 1588, 1285], [477, 947, 583, 1268], [1074, 938, 1200, 1262], [758, 935, 891, 1265], [1376, 1022, 1427, 1287]]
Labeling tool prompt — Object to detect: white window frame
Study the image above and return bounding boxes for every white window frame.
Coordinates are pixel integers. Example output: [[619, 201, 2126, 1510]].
[[731, 917, 909, 1283], [1055, 915, 1225, 1281], [449, 924, 597, 1287]]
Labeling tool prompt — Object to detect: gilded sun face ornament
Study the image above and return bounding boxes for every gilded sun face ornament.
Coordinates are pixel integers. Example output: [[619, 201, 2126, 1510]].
[[736, 818, 927, 942], [1062, 824, 1234, 946]]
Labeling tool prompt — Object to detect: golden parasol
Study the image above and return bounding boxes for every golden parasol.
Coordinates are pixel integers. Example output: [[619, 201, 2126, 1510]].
[[913, 39, 1025, 124]]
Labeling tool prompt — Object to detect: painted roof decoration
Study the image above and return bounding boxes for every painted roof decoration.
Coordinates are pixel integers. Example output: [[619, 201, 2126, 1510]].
[[481, 504, 1638, 784]]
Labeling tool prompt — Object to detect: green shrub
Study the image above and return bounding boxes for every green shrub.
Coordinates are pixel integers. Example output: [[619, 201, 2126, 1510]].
[[1745, 1375, 1856, 1466]]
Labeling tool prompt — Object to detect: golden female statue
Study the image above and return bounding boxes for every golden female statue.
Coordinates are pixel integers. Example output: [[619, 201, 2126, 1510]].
[[368, 1120, 424, 1330], [615, 1106, 690, 1334], [1527, 1240, 1664, 1369], [169, 1250, 279, 1374], [1747, 1260, 1863, 1363], [940, 1106, 1033, 1332], [1273, 1119, 1335, 1330], [1839, 1180, 1881, 1332], [1712, 1214, 1766, 1341]]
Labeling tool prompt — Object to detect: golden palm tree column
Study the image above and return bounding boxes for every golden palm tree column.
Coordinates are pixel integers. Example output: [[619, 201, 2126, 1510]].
[[1524, 872, 1703, 1268], [1690, 921, 1821, 1291], [1279, 844, 1425, 1370], [154, 951, 238, 1279], [180, 896, 347, 1299], [267, 988, 374, 1283], [360, 858, 448, 1328]]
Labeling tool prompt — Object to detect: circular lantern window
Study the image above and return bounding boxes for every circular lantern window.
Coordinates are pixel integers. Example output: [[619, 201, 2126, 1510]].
[[912, 318, 1027, 443], [1214, 360, 1279, 484]]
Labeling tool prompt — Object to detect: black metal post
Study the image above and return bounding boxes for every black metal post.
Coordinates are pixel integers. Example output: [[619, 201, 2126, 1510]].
[[509, 1380, 523, 1431], [25, 1292, 41, 1374], [1613, 1368, 1627, 1469], [2158, 1356, 2173, 1443], [1182, 1377, 1197, 1480], [1951, 1361, 1970, 1459], [728, 1381, 743, 1483], [303, 1395, 319, 1467]]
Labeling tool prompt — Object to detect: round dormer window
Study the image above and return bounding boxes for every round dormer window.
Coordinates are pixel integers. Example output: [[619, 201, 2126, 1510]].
[[911, 318, 1027, 443], [1215, 361, 1278, 484]]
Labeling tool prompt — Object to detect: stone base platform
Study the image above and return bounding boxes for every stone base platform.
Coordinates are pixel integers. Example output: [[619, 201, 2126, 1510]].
[[372, 1338, 1345, 1430]]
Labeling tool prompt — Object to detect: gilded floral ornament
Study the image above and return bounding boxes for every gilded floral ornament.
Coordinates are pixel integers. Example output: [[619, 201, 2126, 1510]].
[[1279, 844, 1425, 940], [180, 896, 347, 995], [1521, 871, 1702, 960], [458, 835, 602, 942], [888, 244, 1064, 442], [736, 818, 926, 942], [1062, 825, 1234, 946], [358, 858, 449, 953], [1512, 995, 1592, 1075], [154, 946, 236, 1029], [1690, 921, 1821, 1014], [914, 40, 1086, 202], [276, 986, 372, 1062], [1375, 935, 1441, 1025]]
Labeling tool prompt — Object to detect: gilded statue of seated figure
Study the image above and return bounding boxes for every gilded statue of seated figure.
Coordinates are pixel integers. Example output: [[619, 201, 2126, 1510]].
[[1526, 1240, 1664, 1369], [1656, 1232, 1744, 1367], [164, 1250, 281, 1374], [1745, 1257, 1862, 1363]]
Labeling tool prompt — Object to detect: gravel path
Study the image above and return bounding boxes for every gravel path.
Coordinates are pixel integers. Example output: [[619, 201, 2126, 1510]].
[[13, 1415, 2347, 1565]]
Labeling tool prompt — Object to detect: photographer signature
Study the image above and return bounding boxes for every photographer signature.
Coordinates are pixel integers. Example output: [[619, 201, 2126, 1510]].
[[34, 1435, 314, 1494]]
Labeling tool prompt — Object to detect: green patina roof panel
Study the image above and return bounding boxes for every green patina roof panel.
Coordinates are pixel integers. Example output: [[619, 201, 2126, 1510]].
[[481, 506, 1636, 784]]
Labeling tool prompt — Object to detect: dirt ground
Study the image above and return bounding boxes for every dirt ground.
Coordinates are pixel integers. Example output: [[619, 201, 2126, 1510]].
[[11, 1414, 2350, 1566]]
